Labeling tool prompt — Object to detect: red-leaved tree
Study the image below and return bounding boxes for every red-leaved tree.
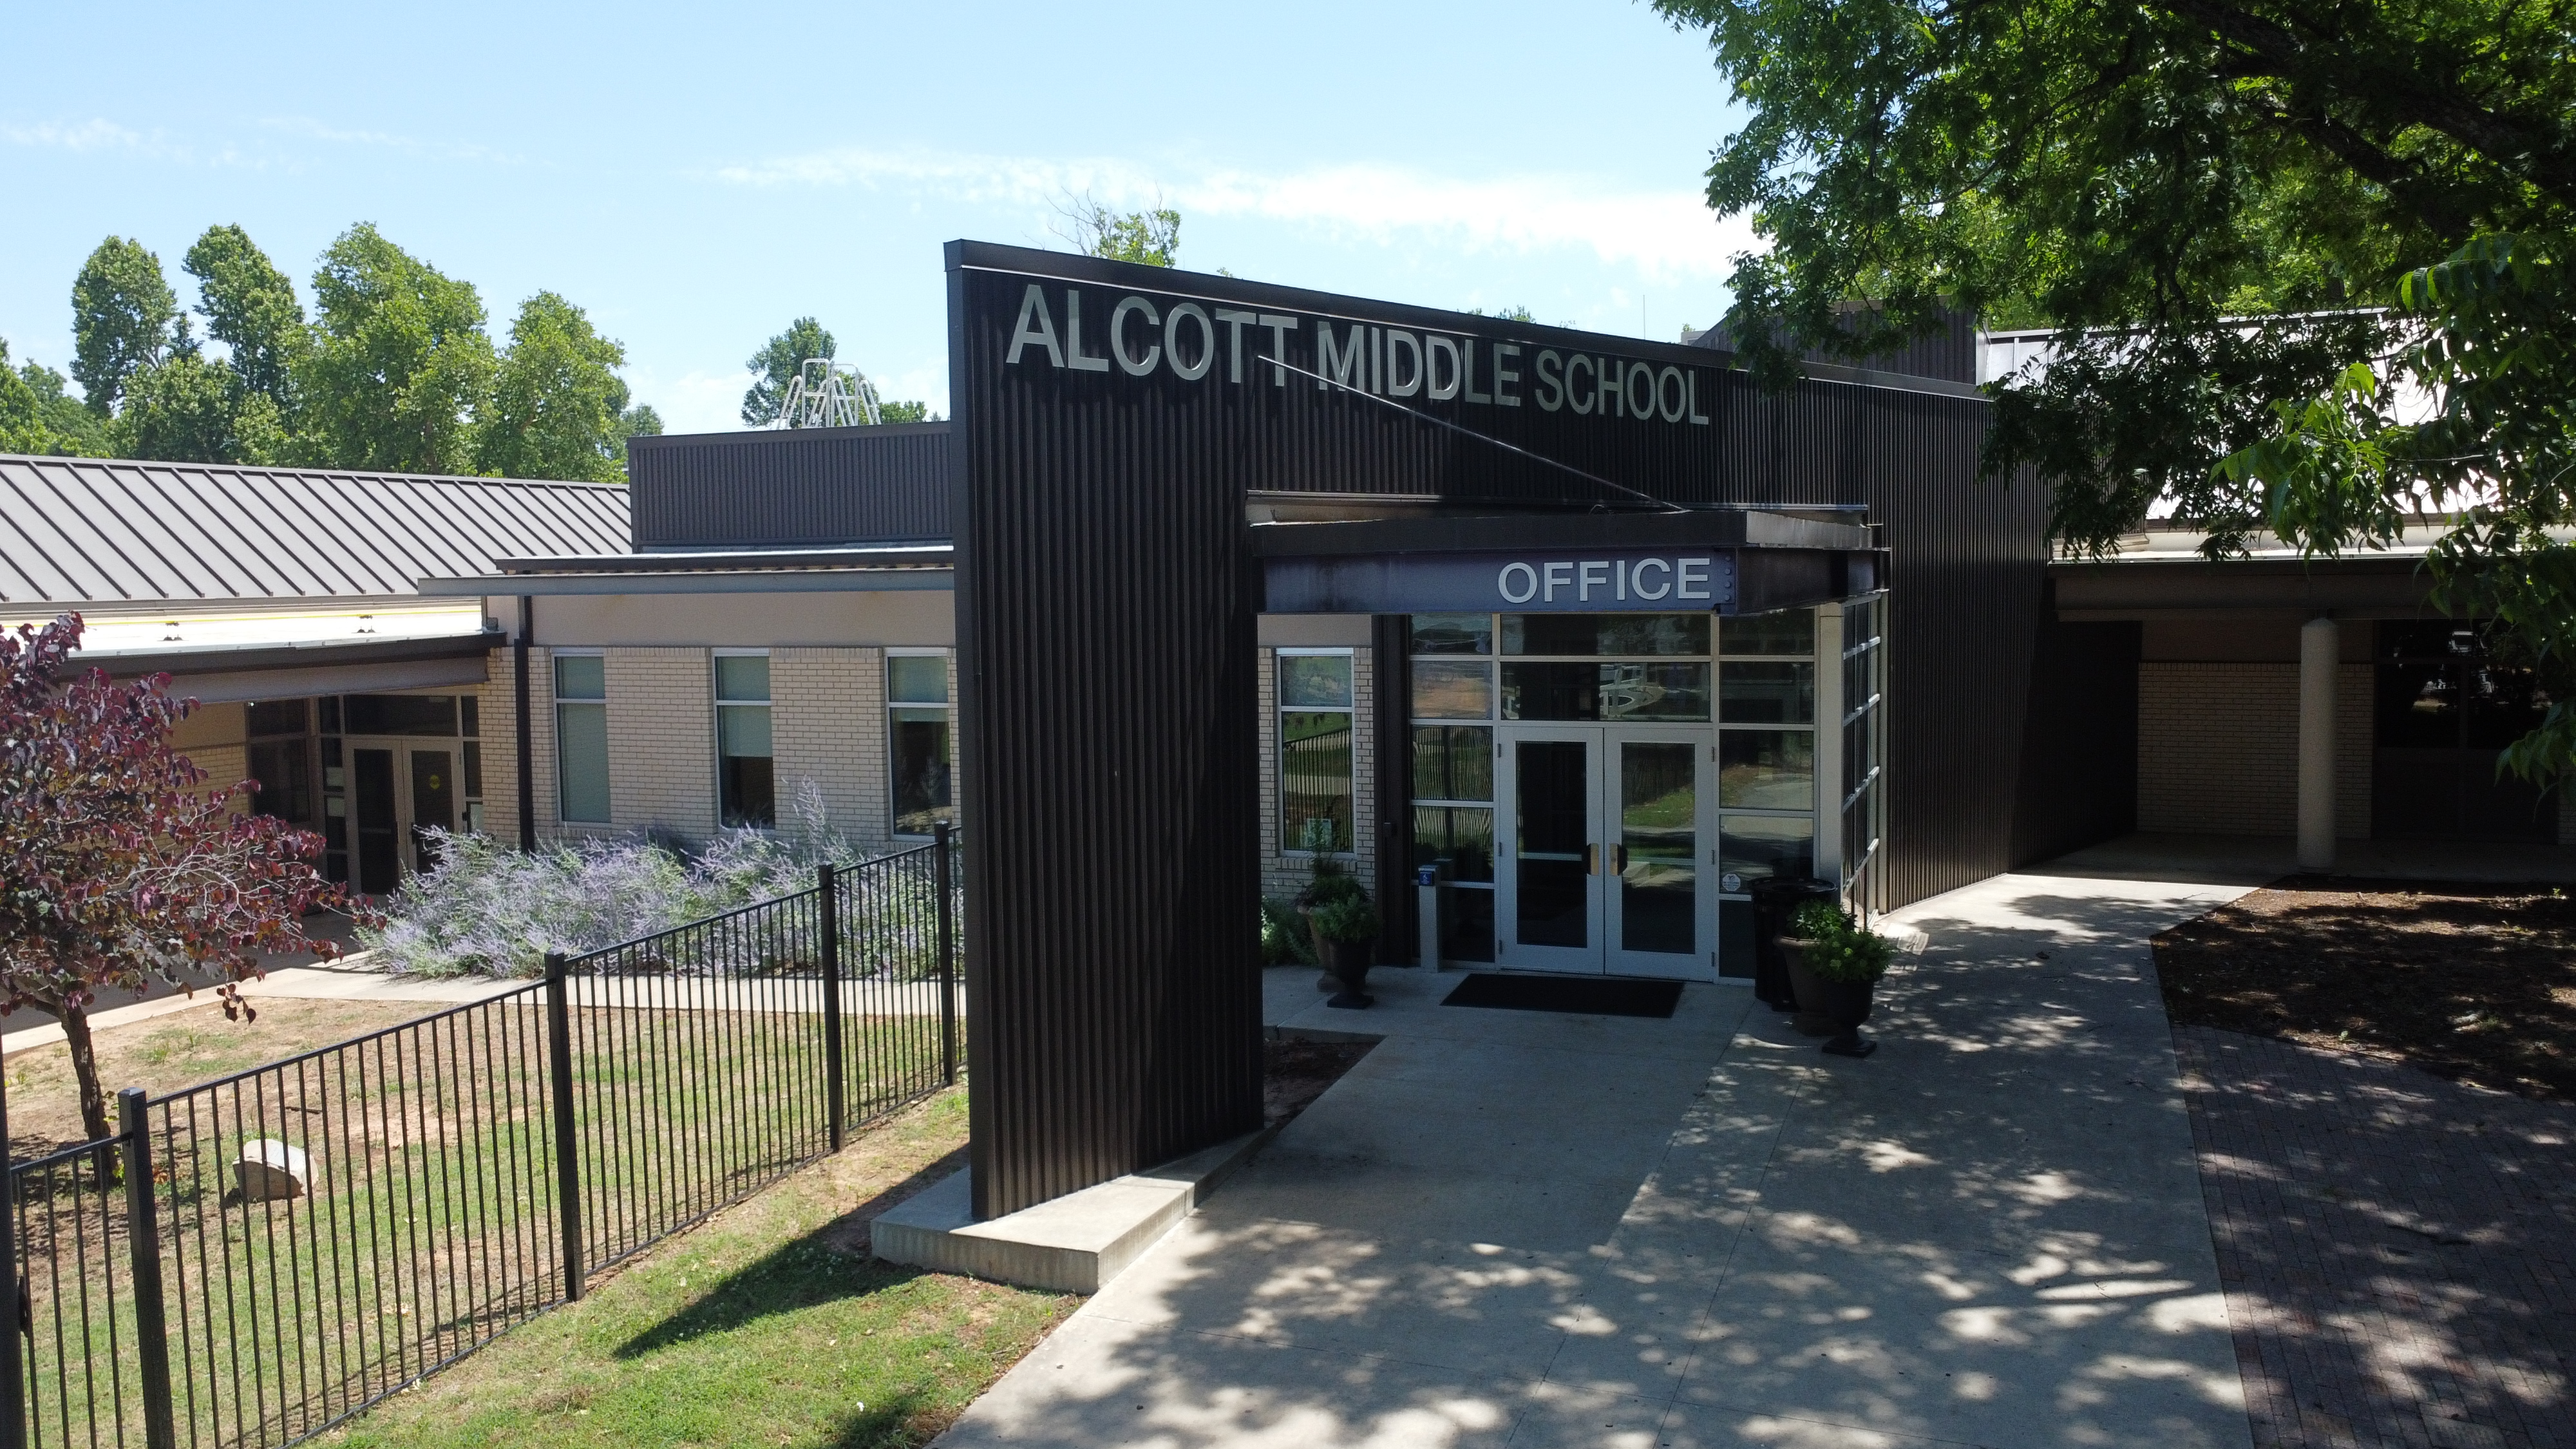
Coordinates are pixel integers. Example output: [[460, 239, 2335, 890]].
[[1, 614, 348, 1144]]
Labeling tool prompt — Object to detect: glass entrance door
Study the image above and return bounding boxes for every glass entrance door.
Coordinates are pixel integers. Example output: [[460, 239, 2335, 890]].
[[1495, 725, 1714, 979], [346, 741, 458, 896]]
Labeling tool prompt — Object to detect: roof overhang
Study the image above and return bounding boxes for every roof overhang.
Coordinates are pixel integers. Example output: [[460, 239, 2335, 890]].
[[417, 544, 956, 597], [71, 630, 501, 679], [1251, 507, 1884, 616], [2049, 554, 2437, 618]]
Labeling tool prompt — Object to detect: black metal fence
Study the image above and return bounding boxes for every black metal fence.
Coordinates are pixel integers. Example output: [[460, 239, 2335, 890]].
[[1, 828, 960, 1449]]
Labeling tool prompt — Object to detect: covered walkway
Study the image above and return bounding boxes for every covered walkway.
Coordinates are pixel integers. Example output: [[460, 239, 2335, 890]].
[[936, 870, 2261, 1448]]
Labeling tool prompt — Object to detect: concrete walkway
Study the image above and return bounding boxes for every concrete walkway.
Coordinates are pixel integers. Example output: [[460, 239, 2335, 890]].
[[937, 871, 2262, 1448]]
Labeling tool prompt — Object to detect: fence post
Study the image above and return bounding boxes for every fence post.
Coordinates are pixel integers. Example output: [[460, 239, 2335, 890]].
[[934, 822, 958, 1086], [0, 1074, 20, 1449], [116, 1090, 176, 1449], [544, 953, 585, 1303], [820, 864, 846, 1151]]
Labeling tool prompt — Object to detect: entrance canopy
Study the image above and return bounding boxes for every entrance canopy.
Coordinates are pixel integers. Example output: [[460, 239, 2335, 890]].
[[1251, 504, 1882, 616]]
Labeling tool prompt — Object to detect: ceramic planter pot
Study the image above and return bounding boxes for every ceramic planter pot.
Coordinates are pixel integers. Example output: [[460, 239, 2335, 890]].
[[1321, 937, 1374, 1009], [1777, 939, 1837, 1038], [1783, 940, 1880, 1058]]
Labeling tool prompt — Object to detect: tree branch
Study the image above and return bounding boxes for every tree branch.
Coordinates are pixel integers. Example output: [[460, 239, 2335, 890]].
[[2156, 0, 2576, 205]]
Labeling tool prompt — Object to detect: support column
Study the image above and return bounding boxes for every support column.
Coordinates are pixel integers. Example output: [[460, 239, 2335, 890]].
[[2297, 616, 2339, 871]]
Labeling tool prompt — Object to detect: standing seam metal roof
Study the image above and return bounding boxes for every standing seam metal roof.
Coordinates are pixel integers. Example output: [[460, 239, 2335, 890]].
[[0, 454, 631, 607]]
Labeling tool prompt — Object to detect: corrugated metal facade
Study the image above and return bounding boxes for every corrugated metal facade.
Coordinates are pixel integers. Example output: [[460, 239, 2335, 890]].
[[0, 455, 629, 607], [627, 425, 950, 550], [944, 243, 2053, 1216]]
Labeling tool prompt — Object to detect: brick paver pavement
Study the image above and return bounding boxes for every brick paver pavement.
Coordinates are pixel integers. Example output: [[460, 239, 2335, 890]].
[[2174, 1026, 2576, 1449]]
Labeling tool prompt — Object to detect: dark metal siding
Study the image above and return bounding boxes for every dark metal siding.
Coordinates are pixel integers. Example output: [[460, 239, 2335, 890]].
[[951, 261, 1265, 1220], [944, 242, 2050, 1216], [1372, 614, 1416, 961], [626, 425, 951, 550], [2010, 613, 2142, 864]]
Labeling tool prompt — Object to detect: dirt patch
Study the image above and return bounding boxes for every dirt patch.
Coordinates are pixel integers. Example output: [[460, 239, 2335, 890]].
[[1264, 1034, 1374, 1126], [5, 996, 446, 1153], [2151, 876, 2576, 1102]]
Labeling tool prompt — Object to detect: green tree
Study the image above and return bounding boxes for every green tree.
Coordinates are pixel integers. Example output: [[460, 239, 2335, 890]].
[[299, 223, 496, 475], [114, 320, 285, 465], [183, 223, 307, 417], [741, 317, 834, 427], [877, 399, 931, 423], [477, 291, 632, 482], [70, 236, 178, 416], [4, 352, 109, 456], [612, 402, 665, 473], [0, 339, 46, 453], [1656, 0, 2575, 782], [1056, 193, 1180, 266]]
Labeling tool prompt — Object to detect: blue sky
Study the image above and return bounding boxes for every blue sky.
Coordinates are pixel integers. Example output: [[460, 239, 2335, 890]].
[[1, 1, 1754, 434]]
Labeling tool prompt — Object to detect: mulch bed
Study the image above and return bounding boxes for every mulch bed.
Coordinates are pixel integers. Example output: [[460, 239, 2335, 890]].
[[1262, 1034, 1373, 1126], [2151, 876, 2576, 1102]]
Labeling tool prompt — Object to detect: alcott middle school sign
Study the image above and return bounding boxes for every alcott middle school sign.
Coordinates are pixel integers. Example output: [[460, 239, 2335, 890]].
[[1001, 282, 1720, 426]]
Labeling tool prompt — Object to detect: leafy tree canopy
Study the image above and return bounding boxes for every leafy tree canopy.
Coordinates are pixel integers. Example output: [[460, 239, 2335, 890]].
[[2, 614, 343, 1141], [477, 291, 632, 482], [741, 317, 835, 428], [70, 236, 177, 417], [1657, 0, 2576, 783], [299, 223, 497, 475], [184, 223, 307, 414], [1057, 194, 1181, 267]]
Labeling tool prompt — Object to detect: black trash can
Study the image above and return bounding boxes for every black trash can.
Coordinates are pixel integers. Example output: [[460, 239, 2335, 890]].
[[1747, 876, 1840, 1011]]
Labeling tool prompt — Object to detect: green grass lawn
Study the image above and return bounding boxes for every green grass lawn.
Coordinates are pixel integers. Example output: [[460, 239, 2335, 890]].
[[320, 1087, 1072, 1449]]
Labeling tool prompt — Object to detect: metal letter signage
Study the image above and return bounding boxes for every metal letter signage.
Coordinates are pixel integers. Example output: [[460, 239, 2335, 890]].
[[1264, 550, 1739, 614], [999, 281, 1717, 428]]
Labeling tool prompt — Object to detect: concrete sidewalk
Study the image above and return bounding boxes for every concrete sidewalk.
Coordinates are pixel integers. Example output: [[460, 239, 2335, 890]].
[[936, 871, 2261, 1449]]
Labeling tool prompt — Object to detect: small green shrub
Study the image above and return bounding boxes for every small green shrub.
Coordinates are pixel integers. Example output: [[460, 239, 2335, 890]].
[[1785, 898, 1895, 984], [1260, 896, 1316, 965], [1309, 895, 1381, 945]]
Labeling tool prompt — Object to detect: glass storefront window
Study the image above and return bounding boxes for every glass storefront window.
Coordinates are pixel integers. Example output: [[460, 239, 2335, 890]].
[[1720, 814, 1815, 886], [1412, 805, 1495, 883], [1720, 661, 1814, 724], [1720, 609, 1815, 656], [715, 654, 775, 829], [1410, 613, 1493, 655], [1280, 652, 1354, 853], [1719, 729, 1815, 810], [1279, 654, 1354, 708], [1502, 662, 1709, 721], [1412, 658, 1493, 719], [553, 654, 611, 824], [1412, 724, 1494, 802], [1502, 613, 1709, 656], [888, 652, 954, 836]]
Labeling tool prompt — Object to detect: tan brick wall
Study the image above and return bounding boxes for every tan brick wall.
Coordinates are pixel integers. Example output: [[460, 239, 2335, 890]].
[[1259, 647, 1378, 902], [603, 649, 716, 840], [2138, 661, 2371, 837], [773, 647, 889, 849], [507, 646, 955, 851]]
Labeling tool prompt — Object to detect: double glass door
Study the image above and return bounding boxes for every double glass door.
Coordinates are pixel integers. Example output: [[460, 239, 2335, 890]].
[[1495, 725, 1714, 979], [344, 741, 456, 896]]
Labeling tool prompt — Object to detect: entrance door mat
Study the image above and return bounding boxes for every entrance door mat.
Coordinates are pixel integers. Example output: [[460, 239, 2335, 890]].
[[1440, 973, 1684, 1019]]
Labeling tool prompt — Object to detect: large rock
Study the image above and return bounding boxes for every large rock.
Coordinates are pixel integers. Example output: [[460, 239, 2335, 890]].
[[234, 1140, 313, 1202]]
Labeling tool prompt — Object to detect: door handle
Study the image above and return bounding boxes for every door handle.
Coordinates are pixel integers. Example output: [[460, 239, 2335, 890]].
[[1615, 844, 1630, 873], [1586, 844, 1598, 875]]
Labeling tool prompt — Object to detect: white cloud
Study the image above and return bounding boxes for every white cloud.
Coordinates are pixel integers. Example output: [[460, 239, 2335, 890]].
[[711, 147, 1756, 283], [3, 119, 185, 158], [256, 116, 529, 166]]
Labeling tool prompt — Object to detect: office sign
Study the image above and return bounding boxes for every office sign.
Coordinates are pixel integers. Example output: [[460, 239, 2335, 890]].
[[1264, 550, 1739, 614]]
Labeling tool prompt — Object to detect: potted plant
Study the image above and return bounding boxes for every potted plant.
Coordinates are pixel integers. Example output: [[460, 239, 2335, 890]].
[[1309, 894, 1381, 1009], [1779, 898, 1895, 1058], [1293, 818, 1366, 989]]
